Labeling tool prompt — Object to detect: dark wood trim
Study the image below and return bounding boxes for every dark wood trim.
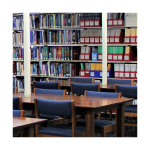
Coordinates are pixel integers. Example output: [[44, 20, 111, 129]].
[[71, 100, 76, 137]]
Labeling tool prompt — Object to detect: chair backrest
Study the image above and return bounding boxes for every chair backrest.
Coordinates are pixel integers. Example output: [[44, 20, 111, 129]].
[[85, 90, 121, 98], [34, 88, 66, 96], [107, 79, 134, 86], [69, 77, 94, 83], [34, 98, 76, 136], [71, 82, 100, 96], [34, 81, 60, 89], [13, 110, 26, 117], [13, 97, 22, 110], [115, 84, 137, 99]]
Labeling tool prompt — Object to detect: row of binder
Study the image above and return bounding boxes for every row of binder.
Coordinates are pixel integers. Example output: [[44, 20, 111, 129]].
[[114, 64, 137, 79]]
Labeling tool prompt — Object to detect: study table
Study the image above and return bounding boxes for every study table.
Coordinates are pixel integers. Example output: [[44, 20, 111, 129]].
[[13, 93, 134, 137], [13, 117, 47, 137]]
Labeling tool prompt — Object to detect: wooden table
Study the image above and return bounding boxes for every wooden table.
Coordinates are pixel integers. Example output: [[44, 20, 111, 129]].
[[13, 117, 47, 137], [13, 93, 134, 137]]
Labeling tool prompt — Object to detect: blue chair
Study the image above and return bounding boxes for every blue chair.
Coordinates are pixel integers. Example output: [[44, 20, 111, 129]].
[[13, 110, 26, 117], [71, 82, 100, 96], [77, 90, 121, 137], [115, 84, 137, 128], [13, 97, 22, 110], [34, 88, 66, 96], [33, 81, 60, 90], [34, 98, 86, 137], [107, 79, 134, 86], [69, 77, 95, 83]]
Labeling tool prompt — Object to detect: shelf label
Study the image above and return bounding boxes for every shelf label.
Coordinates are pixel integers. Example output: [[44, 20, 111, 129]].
[[85, 55, 89, 59], [124, 55, 129, 60], [80, 22, 84, 27], [100, 37, 102, 43], [107, 38, 109, 42], [107, 72, 109, 77], [80, 55, 84, 59], [85, 21, 90, 26], [131, 38, 135, 43], [115, 38, 119, 42], [90, 72, 94, 76], [100, 72, 102, 76], [95, 21, 99, 26], [131, 73, 135, 77], [110, 38, 114, 42], [80, 38, 84, 43], [95, 38, 99, 43], [118, 55, 123, 60], [85, 38, 89, 43], [125, 38, 129, 43], [90, 21, 94, 26], [90, 38, 94, 43], [118, 20, 123, 25], [113, 20, 117, 25], [80, 71, 85, 76], [85, 71, 89, 73], [98, 55, 102, 60], [92, 55, 97, 59], [108, 55, 112, 60], [125, 73, 129, 77], [119, 73, 124, 77], [113, 55, 117, 60], [108, 20, 112, 25], [115, 72, 119, 77]]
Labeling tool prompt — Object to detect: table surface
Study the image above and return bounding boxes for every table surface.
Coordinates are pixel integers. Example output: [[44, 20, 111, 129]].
[[13, 117, 47, 129], [13, 93, 134, 108]]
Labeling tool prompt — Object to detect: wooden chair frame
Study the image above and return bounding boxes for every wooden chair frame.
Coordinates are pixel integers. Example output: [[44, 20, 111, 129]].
[[34, 98, 85, 137], [14, 87, 18, 94]]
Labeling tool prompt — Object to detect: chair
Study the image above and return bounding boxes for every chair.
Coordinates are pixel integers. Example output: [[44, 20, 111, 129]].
[[76, 91, 121, 137], [13, 110, 26, 117], [115, 84, 137, 128], [71, 82, 100, 96], [34, 98, 86, 137], [107, 78, 134, 86], [34, 88, 66, 96], [33, 81, 60, 90], [13, 96, 22, 110], [69, 77, 95, 83]]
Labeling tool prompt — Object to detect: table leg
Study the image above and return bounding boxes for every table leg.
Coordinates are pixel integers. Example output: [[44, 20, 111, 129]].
[[85, 110, 95, 137], [116, 104, 125, 137], [23, 126, 34, 137]]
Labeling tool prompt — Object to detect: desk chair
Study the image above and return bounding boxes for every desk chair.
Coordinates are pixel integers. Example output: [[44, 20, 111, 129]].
[[34, 98, 86, 137], [69, 77, 95, 83], [76, 91, 121, 137], [33, 81, 60, 90], [13, 97, 23, 110], [107, 79, 134, 86], [71, 82, 100, 96], [13, 110, 26, 117], [26, 89, 67, 125], [34, 88, 66, 96], [115, 84, 137, 134]]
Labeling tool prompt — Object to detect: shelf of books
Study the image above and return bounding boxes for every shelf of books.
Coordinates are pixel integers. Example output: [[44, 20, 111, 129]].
[[13, 13, 138, 92]]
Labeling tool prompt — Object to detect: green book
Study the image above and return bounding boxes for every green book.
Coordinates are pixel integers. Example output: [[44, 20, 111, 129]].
[[119, 46, 124, 54], [114, 47, 118, 54], [108, 47, 113, 54], [80, 63, 84, 70]]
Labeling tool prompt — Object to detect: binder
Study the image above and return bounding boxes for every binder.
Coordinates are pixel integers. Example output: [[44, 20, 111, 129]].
[[80, 13, 85, 27], [107, 29, 110, 44], [89, 30, 95, 44], [84, 30, 90, 44], [107, 47, 113, 61], [85, 46, 91, 60], [124, 29, 131, 44], [124, 46, 134, 61], [117, 47, 124, 61], [94, 13, 100, 27], [130, 28, 136, 44], [89, 13, 95, 27], [98, 46, 102, 61], [92, 47, 98, 61], [109, 29, 115, 44], [119, 64, 124, 79], [124, 64, 131, 79], [80, 30, 85, 44], [94, 30, 100, 44], [130, 64, 136, 79], [114, 29, 123, 44], [135, 28, 137, 44], [99, 30, 102, 44], [80, 46, 85, 60], [85, 13, 90, 27]]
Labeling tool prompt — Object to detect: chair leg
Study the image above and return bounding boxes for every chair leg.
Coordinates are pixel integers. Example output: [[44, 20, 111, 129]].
[[102, 128, 106, 137], [109, 110, 112, 121]]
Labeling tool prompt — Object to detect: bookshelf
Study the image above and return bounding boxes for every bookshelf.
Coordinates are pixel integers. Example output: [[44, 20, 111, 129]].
[[13, 13, 138, 92]]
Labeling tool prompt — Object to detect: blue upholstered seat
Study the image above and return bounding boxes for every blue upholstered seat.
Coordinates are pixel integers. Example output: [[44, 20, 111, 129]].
[[124, 105, 137, 113], [108, 79, 132, 85], [38, 124, 85, 137], [34, 81, 59, 89], [71, 83, 99, 95], [13, 110, 21, 117], [77, 119, 115, 129], [13, 97, 20, 110], [86, 91, 119, 98], [35, 98, 85, 137], [35, 88, 65, 95], [70, 77, 93, 83]]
